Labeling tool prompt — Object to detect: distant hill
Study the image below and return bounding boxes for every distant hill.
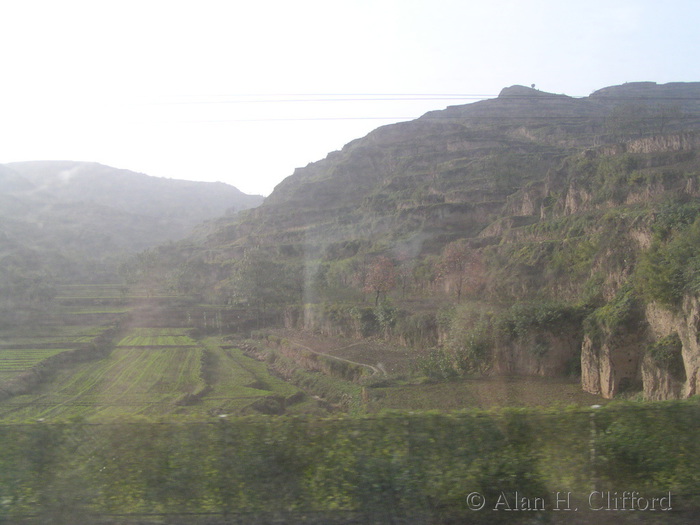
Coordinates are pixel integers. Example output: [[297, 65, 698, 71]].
[[0, 161, 263, 288]]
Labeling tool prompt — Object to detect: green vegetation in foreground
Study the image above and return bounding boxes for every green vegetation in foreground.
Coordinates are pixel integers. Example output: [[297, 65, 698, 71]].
[[0, 400, 697, 524]]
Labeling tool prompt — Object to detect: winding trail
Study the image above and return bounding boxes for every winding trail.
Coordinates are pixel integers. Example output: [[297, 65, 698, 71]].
[[285, 339, 386, 376]]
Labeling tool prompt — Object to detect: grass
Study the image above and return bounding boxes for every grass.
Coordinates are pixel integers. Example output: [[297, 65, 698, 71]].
[[0, 349, 72, 370], [0, 330, 308, 421], [197, 338, 304, 415], [0, 345, 207, 421], [117, 328, 198, 347], [367, 376, 606, 412]]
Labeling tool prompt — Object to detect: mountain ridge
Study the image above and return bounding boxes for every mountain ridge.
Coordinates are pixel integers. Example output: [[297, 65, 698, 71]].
[[164, 81, 700, 401]]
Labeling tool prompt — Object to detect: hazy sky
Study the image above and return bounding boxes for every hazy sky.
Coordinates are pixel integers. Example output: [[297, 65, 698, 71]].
[[1, 0, 698, 196]]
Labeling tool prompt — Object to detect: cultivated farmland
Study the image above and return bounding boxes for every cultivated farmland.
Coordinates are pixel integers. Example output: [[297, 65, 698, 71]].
[[0, 281, 310, 421]]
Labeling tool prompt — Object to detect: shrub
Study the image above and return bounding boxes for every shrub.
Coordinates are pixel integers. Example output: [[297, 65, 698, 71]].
[[394, 311, 438, 347], [374, 302, 398, 334], [416, 348, 458, 380], [584, 284, 640, 345], [350, 306, 379, 337], [497, 301, 586, 340], [647, 333, 686, 381], [453, 322, 493, 374], [636, 217, 700, 306]]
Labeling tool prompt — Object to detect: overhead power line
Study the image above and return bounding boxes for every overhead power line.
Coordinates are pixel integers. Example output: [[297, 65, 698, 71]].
[[148, 92, 700, 105], [128, 92, 700, 125], [176, 114, 700, 124]]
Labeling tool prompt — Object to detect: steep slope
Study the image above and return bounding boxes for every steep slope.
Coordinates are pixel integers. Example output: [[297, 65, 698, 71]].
[[205, 83, 699, 255], [153, 82, 700, 401]]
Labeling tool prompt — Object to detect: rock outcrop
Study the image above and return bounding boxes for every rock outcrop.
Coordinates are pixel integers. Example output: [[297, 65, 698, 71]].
[[582, 298, 700, 400]]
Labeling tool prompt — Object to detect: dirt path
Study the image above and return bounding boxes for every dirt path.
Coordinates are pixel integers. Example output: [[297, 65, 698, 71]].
[[285, 339, 385, 376], [269, 329, 414, 375]]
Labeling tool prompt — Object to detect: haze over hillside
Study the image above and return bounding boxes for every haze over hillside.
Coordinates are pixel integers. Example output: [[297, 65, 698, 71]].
[[0, 161, 263, 299]]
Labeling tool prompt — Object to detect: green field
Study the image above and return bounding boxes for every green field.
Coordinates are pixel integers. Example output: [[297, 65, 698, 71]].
[[0, 323, 309, 421], [0, 349, 73, 383], [117, 328, 198, 347], [0, 323, 116, 384], [0, 345, 205, 420], [1, 278, 311, 422], [0, 348, 71, 369], [1, 325, 107, 341], [198, 338, 306, 415]]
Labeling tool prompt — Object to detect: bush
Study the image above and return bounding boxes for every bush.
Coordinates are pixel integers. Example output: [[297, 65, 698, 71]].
[[415, 348, 462, 380], [2, 403, 699, 521], [584, 284, 640, 345], [350, 306, 380, 337], [454, 323, 493, 374], [636, 217, 700, 306], [497, 301, 586, 340], [647, 333, 686, 381], [374, 301, 398, 334], [394, 311, 438, 347]]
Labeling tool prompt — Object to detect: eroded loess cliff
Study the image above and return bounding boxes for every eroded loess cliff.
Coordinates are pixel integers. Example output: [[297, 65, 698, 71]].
[[442, 127, 700, 398], [581, 297, 700, 400]]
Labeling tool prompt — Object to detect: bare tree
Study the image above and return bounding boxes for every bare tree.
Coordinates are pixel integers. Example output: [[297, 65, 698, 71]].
[[363, 256, 398, 305]]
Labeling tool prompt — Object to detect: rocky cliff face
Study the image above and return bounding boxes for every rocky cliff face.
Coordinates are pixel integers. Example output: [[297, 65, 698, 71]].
[[581, 298, 700, 400], [643, 298, 700, 399], [581, 328, 646, 399]]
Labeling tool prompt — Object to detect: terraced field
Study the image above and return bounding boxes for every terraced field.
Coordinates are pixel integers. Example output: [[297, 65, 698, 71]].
[[117, 328, 199, 347], [198, 338, 307, 415], [1, 279, 310, 421], [0, 327, 201, 420], [0, 349, 72, 381], [0, 285, 131, 384], [0, 325, 111, 383]]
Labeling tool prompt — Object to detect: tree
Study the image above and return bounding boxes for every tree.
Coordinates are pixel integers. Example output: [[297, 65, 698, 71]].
[[438, 240, 485, 302], [363, 256, 398, 305], [394, 250, 415, 298], [231, 250, 303, 311], [412, 255, 440, 293]]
